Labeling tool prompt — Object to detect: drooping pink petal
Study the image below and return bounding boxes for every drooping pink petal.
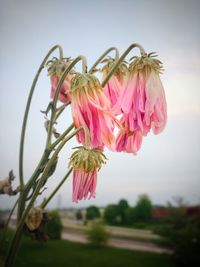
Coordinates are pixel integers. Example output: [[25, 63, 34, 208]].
[[50, 75, 71, 104], [103, 75, 122, 108], [72, 169, 98, 203], [70, 74, 116, 150], [116, 128, 143, 154]]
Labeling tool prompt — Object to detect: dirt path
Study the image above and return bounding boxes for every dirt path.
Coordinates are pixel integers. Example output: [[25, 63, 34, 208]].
[[62, 219, 160, 241], [62, 231, 171, 254]]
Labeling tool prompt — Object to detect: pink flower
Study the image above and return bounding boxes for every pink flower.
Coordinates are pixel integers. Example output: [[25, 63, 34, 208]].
[[114, 54, 167, 136], [69, 73, 115, 150], [47, 58, 74, 104], [116, 130, 143, 154], [103, 74, 121, 108], [143, 71, 167, 134], [115, 112, 143, 154], [69, 147, 107, 203], [72, 170, 97, 202], [50, 75, 71, 104], [102, 59, 128, 112]]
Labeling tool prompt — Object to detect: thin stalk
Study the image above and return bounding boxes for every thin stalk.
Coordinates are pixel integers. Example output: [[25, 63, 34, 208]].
[[19, 45, 63, 188], [102, 43, 146, 87], [40, 168, 72, 209], [50, 123, 74, 149], [4, 128, 81, 267], [18, 45, 63, 221], [46, 55, 87, 148], [89, 47, 119, 73], [17, 148, 51, 223], [54, 103, 69, 121], [0, 198, 18, 247], [23, 149, 51, 197]]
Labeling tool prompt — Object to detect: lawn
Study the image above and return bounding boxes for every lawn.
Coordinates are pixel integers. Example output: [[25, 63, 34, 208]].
[[0, 230, 174, 267]]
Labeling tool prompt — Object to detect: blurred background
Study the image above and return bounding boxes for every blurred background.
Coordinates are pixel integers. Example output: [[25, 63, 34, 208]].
[[0, 0, 200, 210], [0, 0, 200, 266]]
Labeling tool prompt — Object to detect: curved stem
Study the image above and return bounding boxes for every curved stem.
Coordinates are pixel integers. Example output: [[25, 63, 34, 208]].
[[19, 45, 63, 189], [4, 128, 81, 267], [23, 149, 51, 195], [89, 47, 119, 73], [50, 123, 74, 149], [40, 168, 72, 209], [17, 45, 63, 223], [55, 103, 69, 121], [46, 55, 87, 147], [102, 43, 146, 87]]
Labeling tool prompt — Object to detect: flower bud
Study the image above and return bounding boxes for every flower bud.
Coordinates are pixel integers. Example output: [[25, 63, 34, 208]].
[[25, 206, 43, 231], [69, 146, 107, 202]]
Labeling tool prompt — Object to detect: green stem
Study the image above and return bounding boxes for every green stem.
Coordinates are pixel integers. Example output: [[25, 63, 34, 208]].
[[4, 128, 80, 267], [0, 198, 18, 247], [101, 43, 146, 87], [50, 123, 74, 149], [55, 103, 69, 121], [17, 149, 51, 223], [19, 45, 63, 188], [46, 55, 87, 148], [23, 149, 51, 197], [18, 45, 63, 221], [40, 168, 72, 209], [89, 47, 119, 73]]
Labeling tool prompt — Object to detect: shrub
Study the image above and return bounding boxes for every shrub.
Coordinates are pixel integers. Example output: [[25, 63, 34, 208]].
[[87, 221, 110, 247], [86, 206, 100, 220], [104, 204, 119, 225], [46, 210, 62, 240], [156, 207, 200, 266]]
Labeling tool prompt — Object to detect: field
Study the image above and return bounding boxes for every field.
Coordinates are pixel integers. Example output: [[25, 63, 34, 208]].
[[0, 230, 174, 267]]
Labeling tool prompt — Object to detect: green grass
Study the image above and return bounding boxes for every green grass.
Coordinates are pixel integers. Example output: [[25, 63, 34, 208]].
[[0, 230, 174, 267], [114, 221, 171, 231]]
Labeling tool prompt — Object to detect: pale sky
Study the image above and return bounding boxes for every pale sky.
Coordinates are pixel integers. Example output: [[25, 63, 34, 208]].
[[0, 0, 200, 209]]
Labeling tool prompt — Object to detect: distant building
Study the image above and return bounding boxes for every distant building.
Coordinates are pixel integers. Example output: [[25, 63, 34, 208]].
[[152, 207, 169, 220], [186, 206, 200, 217], [152, 205, 200, 220]]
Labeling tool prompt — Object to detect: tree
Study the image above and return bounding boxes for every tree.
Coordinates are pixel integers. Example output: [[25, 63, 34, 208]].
[[134, 194, 152, 222], [104, 204, 119, 225], [118, 199, 129, 224], [125, 207, 136, 225], [86, 206, 100, 220], [155, 201, 200, 266]]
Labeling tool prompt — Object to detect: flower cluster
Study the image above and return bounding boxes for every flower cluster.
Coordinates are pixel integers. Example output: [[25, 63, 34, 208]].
[[47, 49, 167, 202]]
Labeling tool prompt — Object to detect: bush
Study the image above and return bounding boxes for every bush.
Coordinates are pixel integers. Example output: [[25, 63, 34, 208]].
[[87, 221, 110, 247], [86, 206, 100, 220], [104, 205, 120, 225], [156, 207, 200, 266], [46, 210, 62, 240]]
